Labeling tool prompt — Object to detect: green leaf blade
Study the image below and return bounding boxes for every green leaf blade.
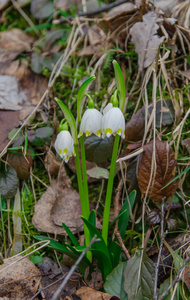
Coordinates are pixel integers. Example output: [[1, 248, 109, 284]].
[[55, 98, 78, 144], [77, 75, 95, 122], [113, 60, 125, 112]]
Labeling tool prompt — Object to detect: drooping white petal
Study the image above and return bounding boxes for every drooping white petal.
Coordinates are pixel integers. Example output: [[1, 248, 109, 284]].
[[103, 103, 113, 115], [102, 107, 125, 138], [79, 108, 102, 137], [54, 131, 75, 162]]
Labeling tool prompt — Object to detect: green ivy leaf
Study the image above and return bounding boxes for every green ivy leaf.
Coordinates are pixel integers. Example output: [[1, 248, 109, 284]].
[[87, 166, 109, 179], [84, 135, 114, 163], [104, 262, 128, 300], [123, 252, 155, 300], [35, 127, 53, 138], [0, 165, 19, 199], [8, 128, 22, 141]]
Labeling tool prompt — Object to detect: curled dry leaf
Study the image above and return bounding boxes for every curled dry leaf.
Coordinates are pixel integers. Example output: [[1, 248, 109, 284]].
[[182, 138, 190, 154], [0, 110, 20, 152], [37, 257, 78, 300], [102, 3, 136, 31], [125, 107, 145, 142], [129, 12, 165, 71], [146, 209, 161, 226], [8, 150, 33, 180], [32, 164, 83, 234], [125, 100, 175, 142], [182, 265, 190, 292], [0, 28, 34, 65], [76, 286, 119, 300], [44, 149, 61, 176], [138, 139, 177, 202], [0, 255, 41, 299]]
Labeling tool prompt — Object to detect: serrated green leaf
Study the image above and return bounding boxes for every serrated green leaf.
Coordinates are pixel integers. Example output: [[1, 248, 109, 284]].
[[123, 252, 155, 300], [0, 165, 19, 199], [35, 127, 53, 138], [84, 135, 114, 163], [104, 262, 128, 300]]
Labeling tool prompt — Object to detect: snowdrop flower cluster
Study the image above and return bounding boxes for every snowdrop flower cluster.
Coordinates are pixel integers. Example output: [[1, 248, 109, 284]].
[[54, 98, 125, 162], [79, 102, 125, 139]]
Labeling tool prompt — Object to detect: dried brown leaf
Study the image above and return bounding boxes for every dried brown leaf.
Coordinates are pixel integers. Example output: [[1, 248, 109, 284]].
[[0, 29, 34, 65], [154, 0, 179, 16], [0, 110, 20, 152], [180, 70, 190, 80], [76, 286, 119, 300], [37, 257, 77, 300], [0, 75, 30, 110], [32, 185, 65, 235], [102, 3, 136, 31], [0, 29, 34, 51], [125, 100, 175, 142], [44, 149, 61, 176], [182, 138, 190, 154], [138, 139, 177, 202], [0, 256, 41, 299], [32, 164, 83, 234], [182, 265, 190, 292], [125, 107, 145, 142], [8, 150, 33, 180], [21, 69, 48, 105], [129, 12, 165, 71], [0, 0, 9, 11], [2, 60, 28, 79]]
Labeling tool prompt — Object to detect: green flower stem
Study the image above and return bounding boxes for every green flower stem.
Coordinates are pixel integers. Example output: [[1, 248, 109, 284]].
[[74, 144, 91, 261], [80, 135, 90, 218], [102, 134, 120, 244]]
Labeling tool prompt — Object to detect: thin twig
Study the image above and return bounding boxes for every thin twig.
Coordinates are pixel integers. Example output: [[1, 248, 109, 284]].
[[114, 178, 124, 228], [11, 0, 40, 36], [154, 197, 166, 300], [52, 235, 99, 300], [53, 0, 135, 24], [114, 229, 131, 260], [158, 255, 190, 300]]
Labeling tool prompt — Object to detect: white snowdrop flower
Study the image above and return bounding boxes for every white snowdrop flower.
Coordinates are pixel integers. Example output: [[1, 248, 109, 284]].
[[102, 107, 125, 139], [103, 103, 113, 115], [54, 131, 75, 163], [78, 108, 102, 138]]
